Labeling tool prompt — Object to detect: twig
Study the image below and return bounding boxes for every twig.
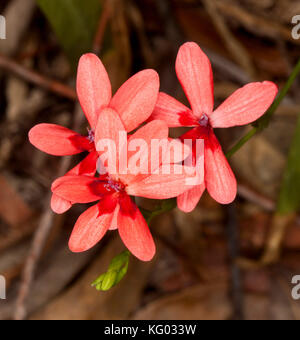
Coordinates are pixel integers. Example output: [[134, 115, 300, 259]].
[[13, 4, 111, 320], [13, 104, 84, 320], [213, 0, 300, 45], [93, 0, 111, 55], [226, 202, 244, 320], [127, 0, 155, 67], [155, 0, 184, 49], [204, 48, 252, 85], [202, 0, 256, 80], [0, 54, 77, 100], [156, 0, 251, 85], [13, 194, 56, 320], [237, 183, 275, 212]]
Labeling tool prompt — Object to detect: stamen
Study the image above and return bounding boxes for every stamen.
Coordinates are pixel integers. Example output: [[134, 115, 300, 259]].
[[87, 128, 95, 143], [104, 179, 125, 193], [198, 114, 209, 127]]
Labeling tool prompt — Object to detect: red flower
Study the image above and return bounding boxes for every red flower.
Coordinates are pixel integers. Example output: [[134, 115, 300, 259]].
[[29, 53, 160, 214], [149, 42, 278, 212], [52, 109, 201, 261]]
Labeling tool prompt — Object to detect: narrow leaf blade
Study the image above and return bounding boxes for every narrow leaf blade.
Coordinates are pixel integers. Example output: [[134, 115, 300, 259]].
[[277, 113, 300, 214], [36, 0, 102, 67]]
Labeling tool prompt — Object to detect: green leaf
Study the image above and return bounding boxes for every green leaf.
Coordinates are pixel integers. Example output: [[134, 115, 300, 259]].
[[277, 113, 300, 214], [36, 0, 103, 68], [92, 250, 130, 291]]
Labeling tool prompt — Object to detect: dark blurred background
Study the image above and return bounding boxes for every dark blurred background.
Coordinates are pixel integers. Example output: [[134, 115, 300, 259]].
[[0, 0, 300, 320]]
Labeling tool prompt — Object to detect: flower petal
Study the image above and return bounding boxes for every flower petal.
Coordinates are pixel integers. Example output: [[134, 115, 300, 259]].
[[177, 183, 205, 213], [52, 176, 104, 203], [109, 69, 160, 132], [51, 194, 72, 214], [95, 108, 125, 144], [77, 53, 112, 128], [126, 120, 169, 178], [205, 131, 237, 204], [149, 92, 197, 127], [164, 138, 192, 164], [127, 164, 203, 199], [129, 119, 169, 143], [67, 151, 99, 177], [98, 193, 118, 215], [95, 108, 126, 176], [176, 42, 214, 117], [118, 197, 155, 261], [69, 204, 112, 253], [29, 124, 89, 156], [51, 152, 99, 214], [210, 81, 278, 128], [109, 203, 120, 231]]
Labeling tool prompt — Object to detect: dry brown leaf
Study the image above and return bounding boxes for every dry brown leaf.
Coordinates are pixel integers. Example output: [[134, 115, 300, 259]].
[[132, 283, 232, 320], [0, 174, 33, 226]]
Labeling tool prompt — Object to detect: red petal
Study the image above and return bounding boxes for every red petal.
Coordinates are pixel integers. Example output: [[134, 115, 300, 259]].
[[52, 176, 103, 203], [164, 138, 192, 165], [177, 183, 205, 213], [118, 197, 155, 261], [109, 69, 160, 132], [119, 194, 138, 219], [210, 81, 278, 128], [180, 126, 207, 142], [128, 120, 169, 145], [51, 194, 72, 214], [29, 124, 89, 156], [205, 131, 237, 204], [51, 152, 99, 214], [69, 204, 112, 252], [67, 151, 99, 177], [77, 53, 112, 128], [126, 120, 169, 179], [149, 92, 197, 127], [127, 164, 203, 199], [95, 108, 126, 177], [176, 42, 214, 117], [98, 193, 118, 215], [109, 203, 120, 230]]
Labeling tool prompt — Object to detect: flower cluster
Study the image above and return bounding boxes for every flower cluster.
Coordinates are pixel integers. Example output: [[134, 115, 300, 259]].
[[29, 42, 278, 261], [150, 42, 278, 212]]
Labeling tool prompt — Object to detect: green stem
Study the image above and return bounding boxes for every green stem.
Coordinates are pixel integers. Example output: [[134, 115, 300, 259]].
[[141, 198, 177, 225], [226, 128, 257, 159], [226, 58, 300, 158]]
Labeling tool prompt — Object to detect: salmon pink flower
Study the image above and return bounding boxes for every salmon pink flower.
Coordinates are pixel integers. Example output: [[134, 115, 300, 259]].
[[52, 109, 201, 261], [29, 53, 160, 214], [149, 42, 278, 212]]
